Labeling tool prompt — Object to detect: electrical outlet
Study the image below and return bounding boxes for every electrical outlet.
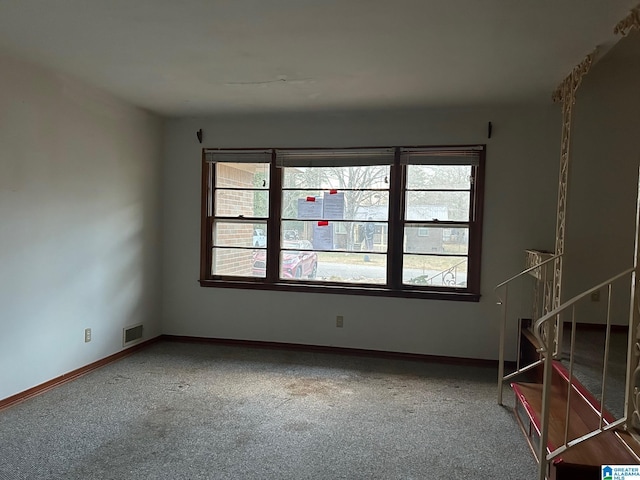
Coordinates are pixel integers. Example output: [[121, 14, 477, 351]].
[[336, 315, 344, 328], [84, 328, 92, 343], [591, 290, 600, 302]]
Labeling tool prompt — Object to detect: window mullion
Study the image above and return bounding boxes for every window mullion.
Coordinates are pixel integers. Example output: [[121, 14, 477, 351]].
[[387, 147, 404, 290], [267, 151, 281, 283], [467, 155, 485, 293]]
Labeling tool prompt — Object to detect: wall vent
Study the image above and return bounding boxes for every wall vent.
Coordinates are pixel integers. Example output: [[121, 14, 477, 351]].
[[123, 323, 143, 347]]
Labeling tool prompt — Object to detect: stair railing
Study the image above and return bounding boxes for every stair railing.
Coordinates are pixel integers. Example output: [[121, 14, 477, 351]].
[[496, 254, 561, 405], [407, 258, 468, 286], [427, 258, 467, 286], [533, 266, 637, 480]]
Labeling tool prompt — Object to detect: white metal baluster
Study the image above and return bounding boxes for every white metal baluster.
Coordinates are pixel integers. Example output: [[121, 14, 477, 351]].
[[538, 319, 555, 480], [625, 269, 638, 438], [516, 316, 522, 374], [542, 265, 548, 315], [600, 283, 613, 430], [554, 294, 564, 360], [564, 306, 577, 446], [542, 263, 550, 362], [498, 284, 508, 405], [532, 271, 539, 324]]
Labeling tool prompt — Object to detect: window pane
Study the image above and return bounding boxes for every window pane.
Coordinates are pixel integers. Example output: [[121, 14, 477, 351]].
[[212, 247, 264, 278], [313, 252, 387, 284], [282, 190, 322, 219], [282, 191, 389, 221], [215, 190, 269, 218], [216, 162, 270, 188], [402, 255, 468, 287], [281, 220, 388, 253], [405, 191, 470, 221], [406, 165, 471, 190], [214, 222, 267, 248], [283, 165, 390, 190], [279, 241, 318, 279], [404, 226, 468, 255]]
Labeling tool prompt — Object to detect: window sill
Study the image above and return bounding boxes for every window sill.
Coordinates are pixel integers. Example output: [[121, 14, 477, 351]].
[[198, 279, 480, 302]]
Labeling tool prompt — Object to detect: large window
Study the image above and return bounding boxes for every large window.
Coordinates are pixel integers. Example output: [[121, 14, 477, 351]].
[[200, 146, 485, 301]]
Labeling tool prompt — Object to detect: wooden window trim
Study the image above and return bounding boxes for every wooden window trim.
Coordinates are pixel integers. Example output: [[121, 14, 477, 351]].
[[200, 145, 485, 302]]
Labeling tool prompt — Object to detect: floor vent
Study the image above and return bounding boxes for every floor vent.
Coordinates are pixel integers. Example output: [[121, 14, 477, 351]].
[[123, 324, 143, 347]]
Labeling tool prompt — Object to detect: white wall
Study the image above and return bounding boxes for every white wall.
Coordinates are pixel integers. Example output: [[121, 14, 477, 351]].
[[162, 105, 560, 360], [563, 32, 640, 324], [0, 51, 163, 400]]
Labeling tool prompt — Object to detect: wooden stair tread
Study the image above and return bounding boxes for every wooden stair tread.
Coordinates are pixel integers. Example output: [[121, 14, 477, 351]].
[[513, 360, 637, 467], [512, 322, 639, 478], [614, 429, 640, 461], [513, 381, 638, 466]]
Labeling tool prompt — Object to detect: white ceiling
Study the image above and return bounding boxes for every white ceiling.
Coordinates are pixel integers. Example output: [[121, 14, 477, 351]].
[[0, 0, 636, 116]]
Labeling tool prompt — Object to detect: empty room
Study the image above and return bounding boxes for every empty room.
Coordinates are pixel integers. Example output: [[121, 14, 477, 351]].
[[1, 1, 640, 479]]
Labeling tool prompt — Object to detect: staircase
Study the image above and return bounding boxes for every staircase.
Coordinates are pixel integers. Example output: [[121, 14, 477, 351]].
[[512, 331, 640, 479], [496, 257, 640, 479]]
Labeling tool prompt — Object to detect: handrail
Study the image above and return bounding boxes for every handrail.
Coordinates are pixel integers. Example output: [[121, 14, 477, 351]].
[[496, 254, 561, 405], [410, 258, 468, 286], [533, 266, 635, 350], [502, 359, 544, 382], [427, 258, 467, 286], [495, 253, 561, 293]]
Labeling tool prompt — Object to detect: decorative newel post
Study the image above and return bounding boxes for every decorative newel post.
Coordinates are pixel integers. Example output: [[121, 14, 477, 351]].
[[549, 52, 596, 357]]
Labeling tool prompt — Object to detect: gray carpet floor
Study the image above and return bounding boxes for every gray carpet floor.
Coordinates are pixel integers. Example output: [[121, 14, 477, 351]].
[[0, 341, 537, 480]]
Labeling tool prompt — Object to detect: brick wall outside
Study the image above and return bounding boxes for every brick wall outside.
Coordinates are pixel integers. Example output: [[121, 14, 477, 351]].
[[213, 164, 261, 276]]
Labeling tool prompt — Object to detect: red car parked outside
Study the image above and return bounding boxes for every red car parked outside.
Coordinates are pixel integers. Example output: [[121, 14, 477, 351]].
[[252, 240, 318, 279]]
